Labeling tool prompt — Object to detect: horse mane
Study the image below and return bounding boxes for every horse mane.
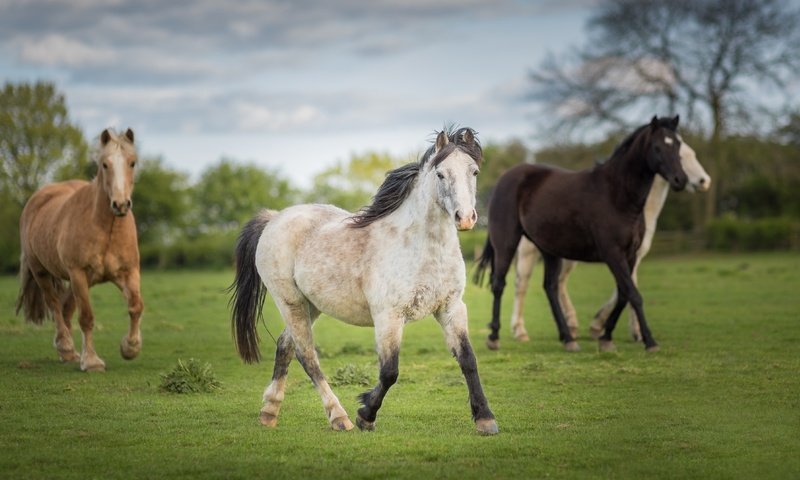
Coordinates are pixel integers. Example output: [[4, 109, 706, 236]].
[[604, 116, 677, 164], [90, 128, 136, 167], [349, 127, 482, 228]]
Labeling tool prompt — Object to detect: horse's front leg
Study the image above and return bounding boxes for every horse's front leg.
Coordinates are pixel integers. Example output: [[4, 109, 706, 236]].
[[68, 269, 105, 372], [627, 263, 643, 342], [437, 300, 498, 435], [113, 269, 144, 360], [356, 313, 403, 431], [600, 256, 658, 352], [558, 259, 580, 339], [511, 239, 537, 342]]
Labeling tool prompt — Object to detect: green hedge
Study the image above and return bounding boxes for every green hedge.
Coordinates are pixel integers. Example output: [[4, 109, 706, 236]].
[[706, 216, 800, 251], [139, 231, 237, 270]]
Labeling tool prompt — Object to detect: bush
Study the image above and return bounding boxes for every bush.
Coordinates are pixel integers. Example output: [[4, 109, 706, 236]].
[[140, 231, 237, 269], [706, 216, 800, 251], [329, 364, 373, 387], [159, 358, 221, 394]]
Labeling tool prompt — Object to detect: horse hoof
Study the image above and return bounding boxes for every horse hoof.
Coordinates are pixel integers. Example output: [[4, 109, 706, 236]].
[[569, 328, 579, 340], [486, 338, 500, 350], [59, 350, 80, 363], [356, 415, 375, 431], [331, 416, 354, 431], [645, 344, 660, 353], [589, 325, 604, 340], [599, 340, 617, 353], [259, 411, 278, 427], [120, 337, 141, 360], [564, 341, 580, 352], [514, 333, 530, 342], [81, 360, 106, 372], [476, 418, 499, 435]]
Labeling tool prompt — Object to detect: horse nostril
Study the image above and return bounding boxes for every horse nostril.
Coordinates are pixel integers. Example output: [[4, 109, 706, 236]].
[[126, 199, 132, 209], [455, 211, 462, 222], [699, 178, 706, 185], [112, 201, 119, 210]]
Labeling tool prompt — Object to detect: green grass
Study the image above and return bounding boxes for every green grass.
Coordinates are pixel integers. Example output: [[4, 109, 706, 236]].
[[1, 253, 798, 479]]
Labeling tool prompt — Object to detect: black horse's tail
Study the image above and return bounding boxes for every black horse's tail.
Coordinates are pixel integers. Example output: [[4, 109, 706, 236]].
[[229, 210, 274, 364], [472, 237, 494, 287]]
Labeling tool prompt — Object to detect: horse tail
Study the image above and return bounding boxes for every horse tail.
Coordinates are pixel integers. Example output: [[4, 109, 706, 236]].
[[472, 237, 494, 287], [15, 253, 50, 325], [229, 210, 274, 364]]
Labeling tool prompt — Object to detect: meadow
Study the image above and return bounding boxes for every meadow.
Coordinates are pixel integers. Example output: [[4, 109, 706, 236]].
[[0, 252, 798, 479]]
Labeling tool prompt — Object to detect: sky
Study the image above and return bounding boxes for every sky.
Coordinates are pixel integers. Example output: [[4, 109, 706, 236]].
[[0, 0, 595, 188]]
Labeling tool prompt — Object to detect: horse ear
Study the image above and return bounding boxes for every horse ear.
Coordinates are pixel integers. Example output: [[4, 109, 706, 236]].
[[101, 129, 111, 146], [125, 128, 135, 143], [650, 115, 659, 130], [671, 115, 680, 128], [435, 130, 449, 151], [462, 128, 475, 145]]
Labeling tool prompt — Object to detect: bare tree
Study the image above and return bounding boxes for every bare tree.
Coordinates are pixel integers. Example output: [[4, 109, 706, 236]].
[[530, 0, 800, 221]]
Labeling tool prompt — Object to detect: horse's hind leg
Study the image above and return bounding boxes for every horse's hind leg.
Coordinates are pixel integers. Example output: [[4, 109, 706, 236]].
[[113, 270, 143, 360], [541, 254, 579, 352], [56, 288, 79, 362], [437, 300, 498, 435], [356, 314, 403, 431], [68, 269, 105, 372], [259, 329, 295, 427], [276, 299, 352, 431], [33, 270, 78, 363], [487, 230, 522, 350]]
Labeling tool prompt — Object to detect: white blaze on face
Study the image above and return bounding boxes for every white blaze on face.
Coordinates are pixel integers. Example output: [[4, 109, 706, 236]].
[[664, 137, 674, 145], [110, 146, 127, 197], [677, 134, 711, 192], [436, 150, 478, 231]]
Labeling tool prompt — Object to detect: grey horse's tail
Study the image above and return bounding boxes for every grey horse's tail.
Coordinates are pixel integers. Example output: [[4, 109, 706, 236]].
[[229, 210, 274, 364], [472, 237, 494, 287], [15, 252, 63, 324]]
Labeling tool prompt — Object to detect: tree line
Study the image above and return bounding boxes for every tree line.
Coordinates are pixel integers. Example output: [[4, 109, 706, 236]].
[[2, 81, 798, 273], [8, 75, 800, 270]]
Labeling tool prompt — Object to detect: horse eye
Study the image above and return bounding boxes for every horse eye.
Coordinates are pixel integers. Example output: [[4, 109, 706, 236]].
[[436, 171, 444, 180], [102, 163, 108, 169], [130, 161, 136, 168], [472, 170, 479, 177]]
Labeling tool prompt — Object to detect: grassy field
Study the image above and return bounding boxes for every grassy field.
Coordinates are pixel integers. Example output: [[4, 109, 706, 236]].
[[1, 252, 798, 479]]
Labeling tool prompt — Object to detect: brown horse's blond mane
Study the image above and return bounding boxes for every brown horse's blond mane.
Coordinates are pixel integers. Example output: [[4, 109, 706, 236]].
[[91, 128, 136, 168]]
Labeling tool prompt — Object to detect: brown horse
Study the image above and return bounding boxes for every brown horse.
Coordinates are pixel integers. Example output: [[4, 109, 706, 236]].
[[16, 128, 143, 372]]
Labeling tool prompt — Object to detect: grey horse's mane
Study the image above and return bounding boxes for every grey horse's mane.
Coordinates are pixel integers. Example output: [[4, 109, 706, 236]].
[[348, 127, 482, 228]]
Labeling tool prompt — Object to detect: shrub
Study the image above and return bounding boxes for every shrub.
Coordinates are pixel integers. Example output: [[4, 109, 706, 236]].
[[706, 216, 800, 251], [329, 364, 373, 387], [159, 358, 221, 394]]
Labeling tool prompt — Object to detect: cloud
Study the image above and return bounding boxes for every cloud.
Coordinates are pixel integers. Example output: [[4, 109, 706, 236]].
[[234, 102, 324, 131], [17, 34, 117, 67]]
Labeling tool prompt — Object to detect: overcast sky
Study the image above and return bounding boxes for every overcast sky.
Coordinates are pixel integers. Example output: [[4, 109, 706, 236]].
[[0, 0, 595, 187]]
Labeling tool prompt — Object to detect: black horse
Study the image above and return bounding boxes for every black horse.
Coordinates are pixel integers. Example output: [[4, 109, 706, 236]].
[[474, 116, 688, 352]]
